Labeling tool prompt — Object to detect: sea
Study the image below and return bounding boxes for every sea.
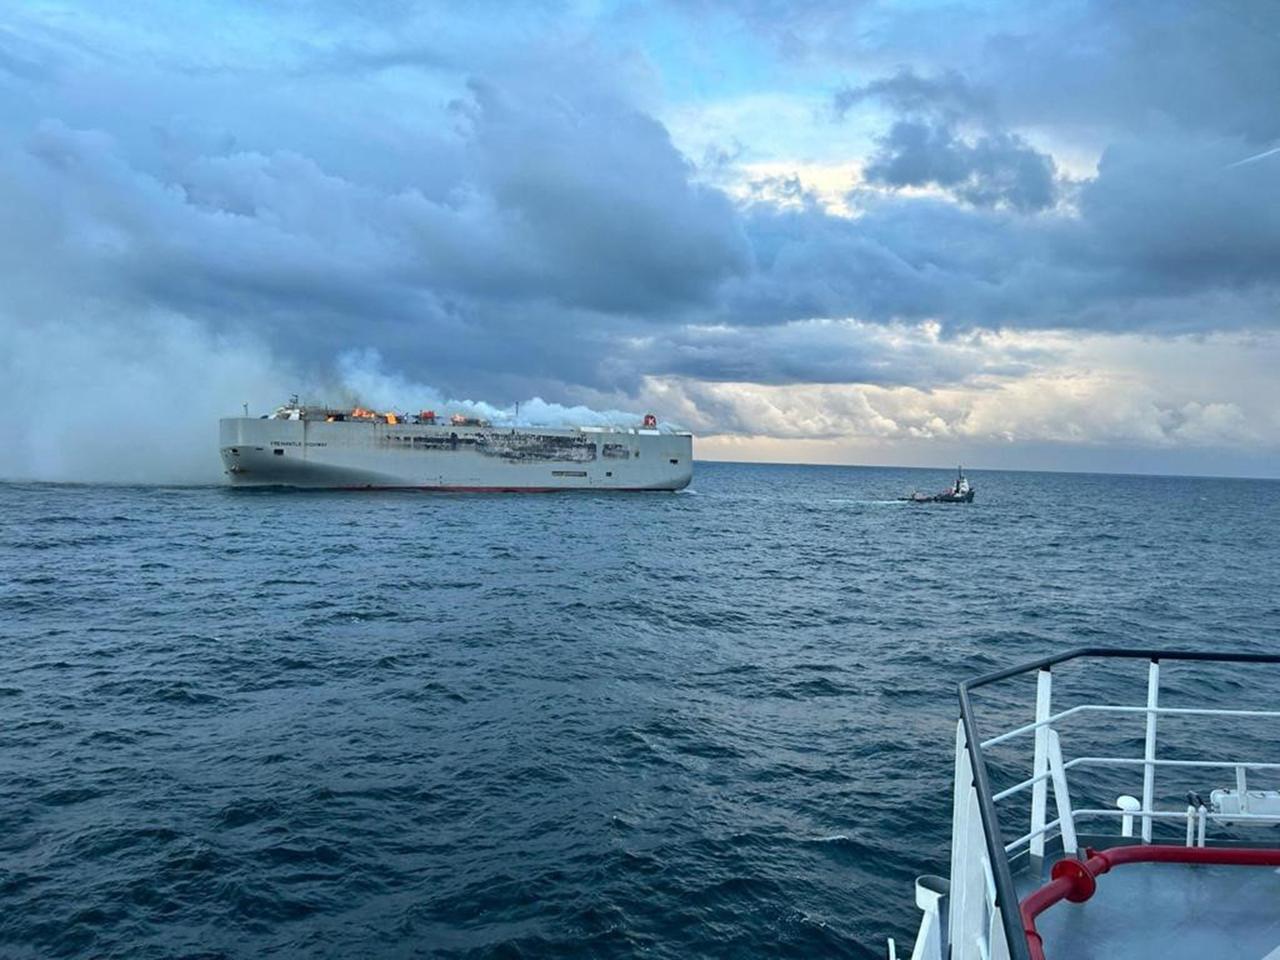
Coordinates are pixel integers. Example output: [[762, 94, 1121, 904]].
[[1, 462, 1277, 959]]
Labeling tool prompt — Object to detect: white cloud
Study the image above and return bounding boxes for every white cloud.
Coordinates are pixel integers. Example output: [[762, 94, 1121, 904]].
[[642, 329, 1280, 461]]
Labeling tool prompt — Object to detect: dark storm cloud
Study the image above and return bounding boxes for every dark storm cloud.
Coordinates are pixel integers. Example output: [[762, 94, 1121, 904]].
[[618, 320, 1044, 387], [831, 66, 1056, 211], [456, 79, 750, 313], [863, 120, 1057, 212], [1073, 136, 1280, 291], [728, 0, 1280, 145], [976, 0, 1280, 144], [2, 0, 1280, 418], [724, 196, 1040, 329], [718, 121, 1280, 338], [13, 99, 1276, 405], [7, 68, 749, 395]]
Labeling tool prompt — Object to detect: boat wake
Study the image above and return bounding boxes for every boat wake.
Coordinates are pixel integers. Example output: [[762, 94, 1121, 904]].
[[826, 498, 908, 506]]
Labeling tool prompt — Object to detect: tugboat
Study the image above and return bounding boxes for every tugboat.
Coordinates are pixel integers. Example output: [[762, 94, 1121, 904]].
[[905, 466, 975, 503]]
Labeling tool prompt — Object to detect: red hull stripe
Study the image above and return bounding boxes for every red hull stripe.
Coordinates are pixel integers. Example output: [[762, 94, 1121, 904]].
[[327, 485, 673, 493]]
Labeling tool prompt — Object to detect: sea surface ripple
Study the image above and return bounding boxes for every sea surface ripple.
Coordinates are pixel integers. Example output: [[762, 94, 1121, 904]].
[[1, 463, 1277, 958]]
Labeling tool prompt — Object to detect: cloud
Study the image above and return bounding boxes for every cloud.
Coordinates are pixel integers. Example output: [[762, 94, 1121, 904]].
[[646, 329, 1280, 454], [976, 0, 1280, 145], [1074, 134, 1280, 293], [863, 120, 1058, 211], [832, 68, 988, 122], [711, 125, 1280, 338], [731, 1, 1280, 146], [4, 76, 748, 395], [619, 319, 1043, 387], [456, 78, 750, 312], [2, 1, 1280, 480]]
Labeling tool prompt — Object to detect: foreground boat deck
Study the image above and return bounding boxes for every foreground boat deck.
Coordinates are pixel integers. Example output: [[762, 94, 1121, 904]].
[[1018, 854, 1280, 959], [894, 649, 1280, 960]]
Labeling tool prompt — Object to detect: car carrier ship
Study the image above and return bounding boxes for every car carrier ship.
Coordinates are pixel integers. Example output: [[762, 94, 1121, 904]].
[[219, 399, 693, 491]]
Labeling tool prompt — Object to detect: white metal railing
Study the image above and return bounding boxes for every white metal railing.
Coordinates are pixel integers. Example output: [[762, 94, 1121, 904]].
[[993, 757, 1280, 804], [981, 704, 1280, 750], [995, 661, 1280, 862]]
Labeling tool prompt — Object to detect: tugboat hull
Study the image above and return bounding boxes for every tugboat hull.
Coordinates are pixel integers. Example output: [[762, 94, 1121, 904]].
[[903, 467, 976, 503]]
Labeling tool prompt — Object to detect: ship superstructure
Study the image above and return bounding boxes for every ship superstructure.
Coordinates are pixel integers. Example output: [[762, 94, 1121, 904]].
[[220, 400, 693, 491]]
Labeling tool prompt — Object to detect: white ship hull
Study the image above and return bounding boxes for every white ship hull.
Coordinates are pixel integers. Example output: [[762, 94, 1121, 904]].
[[219, 417, 693, 491]]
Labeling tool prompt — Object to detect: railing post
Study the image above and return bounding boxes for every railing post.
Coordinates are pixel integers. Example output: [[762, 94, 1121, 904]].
[[1236, 765, 1249, 814], [1047, 729, 1077, 855], [1030, 668, 1052, 866], [1141, 659, 1161, 843]]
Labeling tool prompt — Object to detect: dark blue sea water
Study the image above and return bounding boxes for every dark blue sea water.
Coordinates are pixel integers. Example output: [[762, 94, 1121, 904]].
[[1, 463, 1277, 959]]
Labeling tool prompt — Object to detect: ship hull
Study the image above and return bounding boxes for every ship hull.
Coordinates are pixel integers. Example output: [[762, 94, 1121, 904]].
[[218, 418, 693, 491]]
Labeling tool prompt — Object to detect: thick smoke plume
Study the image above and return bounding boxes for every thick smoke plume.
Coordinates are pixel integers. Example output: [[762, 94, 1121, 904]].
[[1, 311, 287, 484], [331, 350, 672, 432], [0, 329, 670, 485]]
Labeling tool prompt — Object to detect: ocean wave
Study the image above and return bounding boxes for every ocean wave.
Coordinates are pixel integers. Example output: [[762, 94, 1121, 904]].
[[1, 466, 1276, 957]]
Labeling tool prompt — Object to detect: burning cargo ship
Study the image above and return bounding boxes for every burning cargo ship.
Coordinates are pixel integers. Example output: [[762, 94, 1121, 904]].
[[219, 399, 693, 491]]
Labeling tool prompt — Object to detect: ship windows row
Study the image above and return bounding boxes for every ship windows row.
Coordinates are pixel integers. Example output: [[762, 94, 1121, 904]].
[[386, 434, 476, 449], [380, 433, 641, 460]]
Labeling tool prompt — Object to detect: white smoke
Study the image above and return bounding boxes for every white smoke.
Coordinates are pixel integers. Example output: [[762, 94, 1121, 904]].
[[332, 349, 681, 431], [0, 310, 290, 484], [0, 329, 680, 485]]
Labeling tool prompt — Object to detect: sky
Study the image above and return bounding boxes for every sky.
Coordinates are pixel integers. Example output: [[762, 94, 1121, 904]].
[[2, 0, 1279, 481]]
